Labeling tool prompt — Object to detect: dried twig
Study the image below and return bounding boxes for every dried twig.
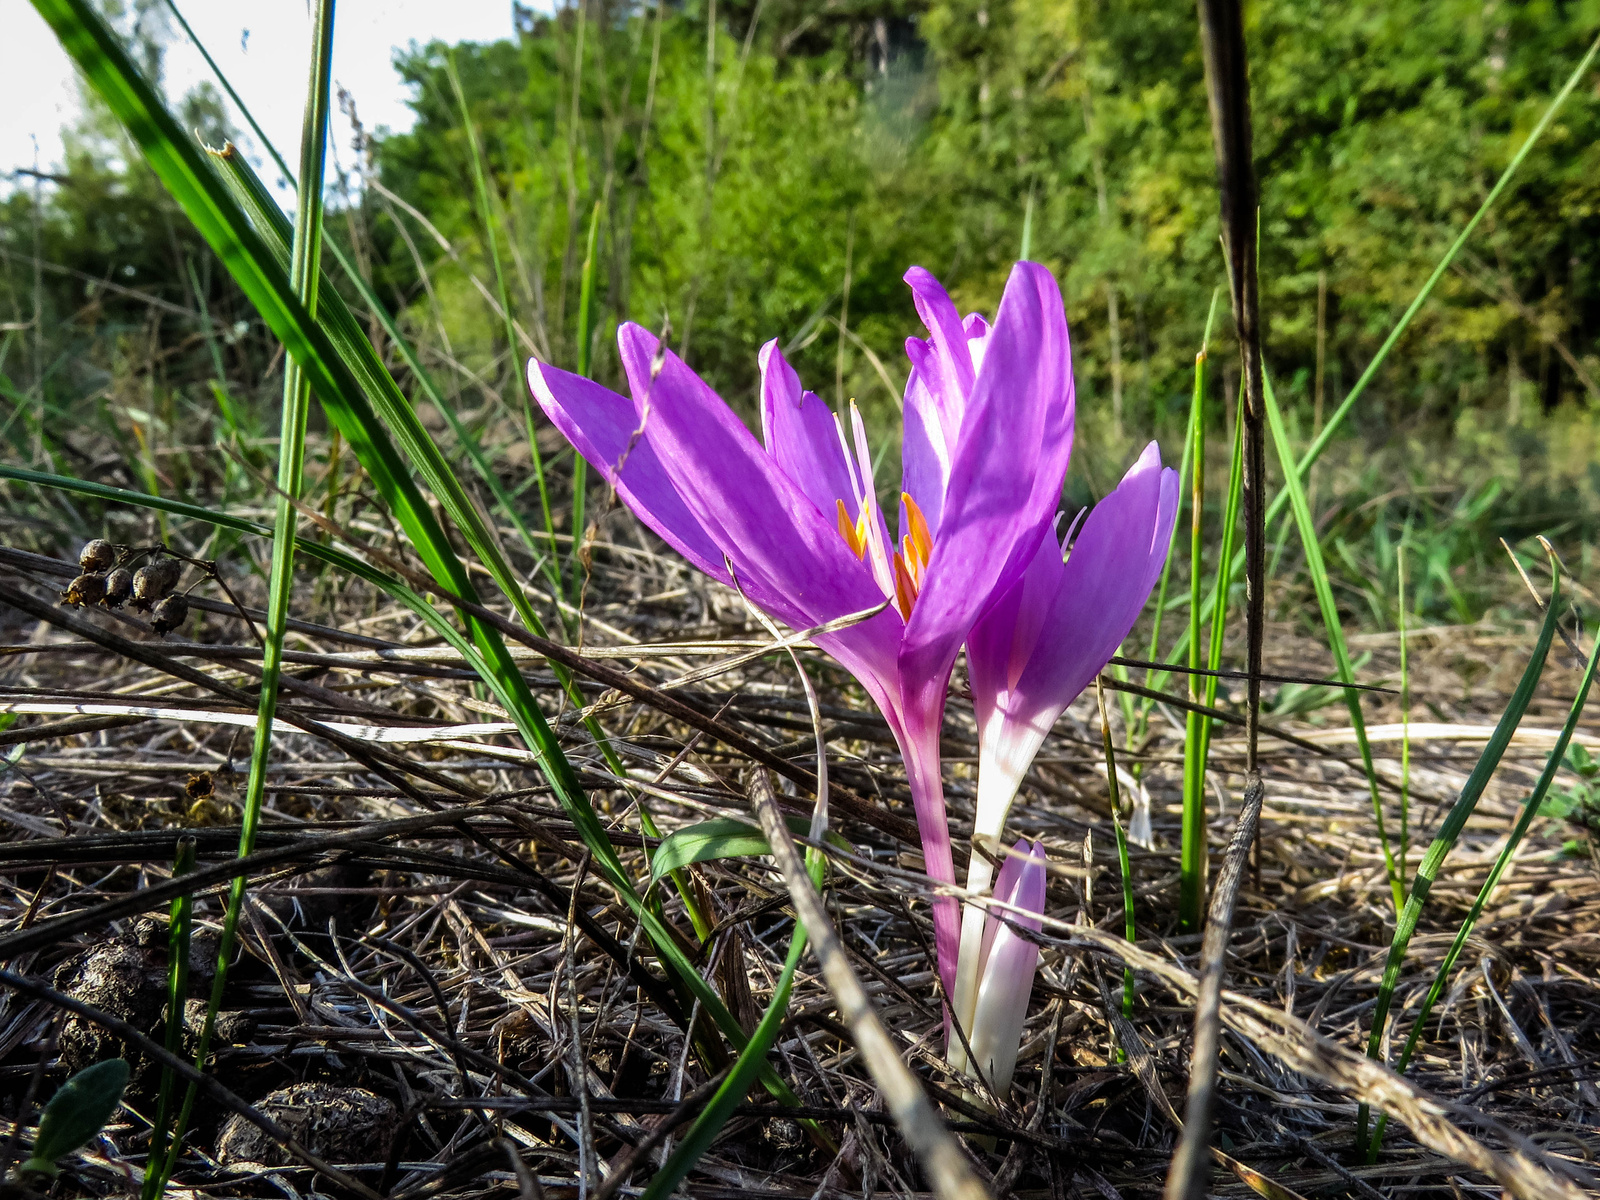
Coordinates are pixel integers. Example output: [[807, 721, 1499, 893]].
[[747, 768, 991, 1200]]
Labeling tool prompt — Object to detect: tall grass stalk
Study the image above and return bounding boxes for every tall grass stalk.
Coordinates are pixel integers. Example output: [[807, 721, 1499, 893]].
[[33, 4, 781, 1095], [1177, 328, 1211, 933], [1159, 31, 1600, 676], [140, 833, 194, 1200], [1262, 367, 1400, 911], [1095, 678, 1137, 1023], [162, 1, 336, 1185], [444, 53, 564, 601], [1143, 288, 1221, 702], [1367, 616, 1600, 1159], [1355, 561, 1561, 1152], [570, 199, 602, 599], [160, 0, 556, 577], [1398, 544, 1411, 890]]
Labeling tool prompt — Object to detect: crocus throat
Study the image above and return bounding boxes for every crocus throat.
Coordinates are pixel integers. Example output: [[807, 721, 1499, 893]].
[[892, 492, 932, 617], [835, 490, 931, 621]]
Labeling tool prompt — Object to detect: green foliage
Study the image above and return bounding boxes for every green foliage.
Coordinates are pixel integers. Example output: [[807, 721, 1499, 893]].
[[21, 1058, 130, 1177], [6, 0, 1600, 621], [648, 814, 848, 881], [369, 0, 1600, 436], [1539, 741, 1600, 844]]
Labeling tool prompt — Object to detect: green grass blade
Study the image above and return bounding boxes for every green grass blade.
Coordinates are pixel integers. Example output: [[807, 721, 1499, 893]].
[[1153, 34, 1600, 678], [208, 142, 643, 852], [140, 833, 194, 1200], [641, 846, 827, 1200], [1262, 366, 1400, 911], [649, 816, 846, 881], [1212, 35, 1600, 623], [1144, 288, 1220, 702], [444, 52, 563, 595], [168, 4, 334, 1185], [570, 199, 603, 598], [157, 4, 335, 1187], [1355, 569, 1561, 1152], [1291, 31, 1600, 495], [1367, 619, 1600, 1159], [1095, 680, 1137, 1023], [1, 460, 806, 1103], [1178, 332, 1211, 934], [1199, 389, 1244, 710], [160, 0, 552, 574]]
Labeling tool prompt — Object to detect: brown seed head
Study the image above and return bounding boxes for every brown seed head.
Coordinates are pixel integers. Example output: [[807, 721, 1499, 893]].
[[150, 593, 189, 635], [130, 558, 182, 609], [62, 573, 108, 607], [101, 567, 134, 608], [78, 539, 117, 573]]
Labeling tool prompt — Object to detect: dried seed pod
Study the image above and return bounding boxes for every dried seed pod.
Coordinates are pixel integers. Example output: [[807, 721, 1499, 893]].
[[101, 567, 134, 609], [130, 558, 182, 609], [149, 593, 189, 635], [78, 539, 117, 573], [62, 573, 108, 607]]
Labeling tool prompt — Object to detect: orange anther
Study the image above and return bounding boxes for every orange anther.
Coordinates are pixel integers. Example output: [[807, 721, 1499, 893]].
[[836, 498, 866, 559], [892, 551, 918, 619], [901, 492, 933, 566]]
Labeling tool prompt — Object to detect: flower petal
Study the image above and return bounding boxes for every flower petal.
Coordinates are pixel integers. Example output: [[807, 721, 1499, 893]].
[[899, 356, 951, 535], [903, 266, 976, 450], [527, 359, 731, 584], [611, 324, 891, 637], [757, 340, 857, 525], [1012, 442, 1178, 715], [899, 262, 1074, 717], [969, 839, 1047, 1099]]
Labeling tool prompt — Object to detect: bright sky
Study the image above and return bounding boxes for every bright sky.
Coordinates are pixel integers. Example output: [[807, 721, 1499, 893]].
[[3, 0, 525, 194]]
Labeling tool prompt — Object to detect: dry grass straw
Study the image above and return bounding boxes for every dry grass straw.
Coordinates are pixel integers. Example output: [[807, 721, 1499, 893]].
[[0, 504, 1596, 1199]]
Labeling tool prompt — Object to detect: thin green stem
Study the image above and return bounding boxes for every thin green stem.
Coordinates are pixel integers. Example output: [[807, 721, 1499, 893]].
[[1095, 679, 1137, 1025], [571, 200, 602, 599], [1178, 328, 1210, 934], [640, 844, 825, 1200], [1355, 562, 1561, 1152], [1262, 367, 1400, 912], [140, 834, 194, 1200], [445, 53, 563, 599], [163, 0, 336, 1184], [1368, 619, 1600, 1158]]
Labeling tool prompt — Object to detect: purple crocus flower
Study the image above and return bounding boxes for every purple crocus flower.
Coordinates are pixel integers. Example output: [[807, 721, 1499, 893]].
[[951, 444, 1178, 1055], [964, 838, 1048, 1100], [527, 262, 1075, 1003]]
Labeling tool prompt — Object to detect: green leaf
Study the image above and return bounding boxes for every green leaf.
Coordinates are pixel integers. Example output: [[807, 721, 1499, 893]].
[[22, 1059, 130, 1176], [641, 845, 830, 1200], [1263, 366, 1401, 912], [650, 816, 846, 882], [1367, 601, 1598, 1159], [1567, 743, 1596, 779], [1357, 566, 1561, 1154]]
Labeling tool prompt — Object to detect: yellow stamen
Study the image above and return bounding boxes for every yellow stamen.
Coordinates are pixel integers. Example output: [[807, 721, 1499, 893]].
[[836, 498, 867, 559], [892, 552, 918, 619], [896, 536, 913, 590], [901, 492, 933, 565]]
